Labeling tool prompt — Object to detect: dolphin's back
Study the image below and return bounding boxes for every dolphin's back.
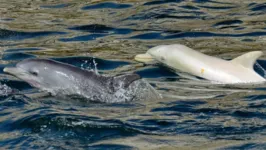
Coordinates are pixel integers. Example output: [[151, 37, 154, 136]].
[[169, 44, 222, 62], [20, 58, 97, 77], [158, 45, 224, 74], [24, 58, 141, 93], [149, 44, 265, 83], [7, 58, 160, 103]]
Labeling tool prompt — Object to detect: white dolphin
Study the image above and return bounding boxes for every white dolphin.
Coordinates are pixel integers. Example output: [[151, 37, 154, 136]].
[[135, 44, 266, 84]]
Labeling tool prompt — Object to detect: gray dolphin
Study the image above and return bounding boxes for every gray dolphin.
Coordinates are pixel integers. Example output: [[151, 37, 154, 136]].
[[3, 58, 161, 103]]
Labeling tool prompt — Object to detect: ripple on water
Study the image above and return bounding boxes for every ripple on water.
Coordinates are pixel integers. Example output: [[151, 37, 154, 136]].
[[68, 24, 132, 35], [69, 24, 114, 33], [130, 31, 266, 40], [143, 0, 183, 6], [0, 29, 66, 41], [193, 0, 234, 4], [0, 95, 29, 108], [5, 48, 43, 53], [125, 7, 205, 21], [59, 33, 107, 42], [3, 114, 138, 148], [2, 0, 266, 149], [213, 20, 243, 27], [232, 110, 266, 119], [198, 5, 237, 10], [2, 52, 35, 61], [0, 18, 14, 22], [152, 14, 201, 19], [245, 95, 266, 101], [126, 118, 177, 134], [1, 80, 32, 91], [40, 3, 70, 9], [61, 24, 132, 41], [82, 2, 132, 10], [220, 143, 266, 150], [85, 144, 134, 150], [254, 60, 266, 77], [250, 3, 266, 11], [151, 100, 207, 113], [179, 5, 200, 10], [54, 56, 130, 70], [130, 32, 163, 40], [135, 67, 177, 78]]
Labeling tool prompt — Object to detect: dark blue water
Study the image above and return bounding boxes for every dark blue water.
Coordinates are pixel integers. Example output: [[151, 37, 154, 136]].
[[1, 0, 266, 149]]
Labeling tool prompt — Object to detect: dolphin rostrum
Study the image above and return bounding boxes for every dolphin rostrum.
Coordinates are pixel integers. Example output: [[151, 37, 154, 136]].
[[135, 44, 266, 84], [4, 58, 161, 103]]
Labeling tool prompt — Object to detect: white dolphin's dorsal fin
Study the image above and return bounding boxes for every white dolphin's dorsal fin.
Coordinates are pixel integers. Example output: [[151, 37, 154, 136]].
[[231, 51, 263, 69]]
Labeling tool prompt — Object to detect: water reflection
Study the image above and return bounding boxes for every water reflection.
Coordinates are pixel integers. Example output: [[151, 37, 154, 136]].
[[0, 29, 65, 41]]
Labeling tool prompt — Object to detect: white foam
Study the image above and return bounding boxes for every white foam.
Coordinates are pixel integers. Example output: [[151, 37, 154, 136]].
[[0, 83, 13, 96]]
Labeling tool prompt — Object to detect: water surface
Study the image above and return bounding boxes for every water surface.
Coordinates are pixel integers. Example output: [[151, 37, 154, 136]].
[[1, 0, 266, 149]]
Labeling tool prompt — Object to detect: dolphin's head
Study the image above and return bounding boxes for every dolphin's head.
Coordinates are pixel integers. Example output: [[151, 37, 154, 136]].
[[146, 45, 169, 63], [3, 58, 74, 89], [134, 45, 169, 63], [135, 44, 188, 64]]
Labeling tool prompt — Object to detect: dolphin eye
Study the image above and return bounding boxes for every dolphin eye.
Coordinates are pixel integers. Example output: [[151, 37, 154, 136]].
[[30, 70, 38, 76]]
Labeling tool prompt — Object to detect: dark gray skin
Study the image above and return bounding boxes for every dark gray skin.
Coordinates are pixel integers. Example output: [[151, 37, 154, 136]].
[[3, 58, 145, 103]]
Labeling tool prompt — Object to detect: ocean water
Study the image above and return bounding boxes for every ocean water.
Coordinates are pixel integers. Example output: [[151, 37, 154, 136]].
[[1, 0, 266, 149]]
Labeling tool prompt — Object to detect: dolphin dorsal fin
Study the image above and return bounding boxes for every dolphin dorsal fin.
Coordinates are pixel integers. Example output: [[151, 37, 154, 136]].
[[231, 51, 263, 69], [112, 74, 141, 89], [98, 74, 140, 94]]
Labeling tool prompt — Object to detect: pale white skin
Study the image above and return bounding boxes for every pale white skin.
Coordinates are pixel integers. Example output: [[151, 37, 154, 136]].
[[136, 44, 266, 84]]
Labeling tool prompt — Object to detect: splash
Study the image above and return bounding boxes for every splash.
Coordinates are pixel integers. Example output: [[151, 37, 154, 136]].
[[41, 78, 161, 103], [111, 79, 162, 103], [92, 57, 99, 75], [80, 58, 99, 74], [80, 60, 88, 69], [0, 83, 13, 96]]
